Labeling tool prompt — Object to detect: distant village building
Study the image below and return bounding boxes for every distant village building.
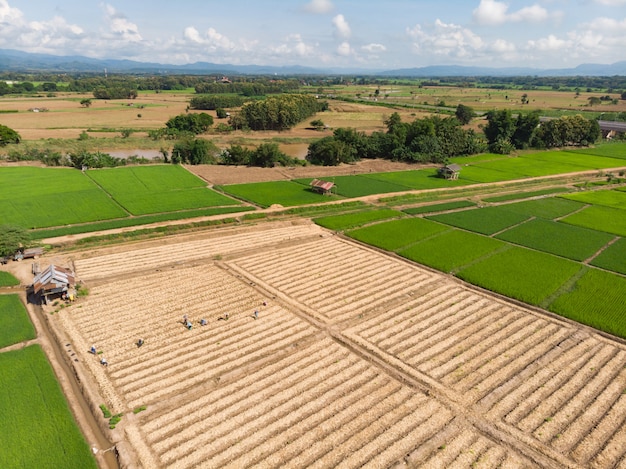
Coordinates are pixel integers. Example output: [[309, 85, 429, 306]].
[[29, 264, 76, 304], [438, 164, 462, 180], [309, 178, 335, 195]]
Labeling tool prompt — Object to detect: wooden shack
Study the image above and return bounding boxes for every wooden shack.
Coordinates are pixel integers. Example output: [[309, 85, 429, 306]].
[[30, 264, 76, 304], [438, 164, 462, 180], [310, 178, 335, 195]]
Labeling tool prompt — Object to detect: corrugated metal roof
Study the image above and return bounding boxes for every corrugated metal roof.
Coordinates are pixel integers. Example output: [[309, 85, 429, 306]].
[[310, 178, 335, 191], [32, 264, 75, 295]]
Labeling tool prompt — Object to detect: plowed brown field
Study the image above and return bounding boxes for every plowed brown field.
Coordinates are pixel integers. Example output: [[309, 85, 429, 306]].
[[50, 220, 626, 468]]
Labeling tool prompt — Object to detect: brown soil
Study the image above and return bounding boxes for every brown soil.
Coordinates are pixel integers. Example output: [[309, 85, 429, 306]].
[[186, 158, 427, 186]]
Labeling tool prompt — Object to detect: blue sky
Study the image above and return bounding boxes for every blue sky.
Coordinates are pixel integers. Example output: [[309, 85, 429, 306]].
[[1, 0, 625, 70]]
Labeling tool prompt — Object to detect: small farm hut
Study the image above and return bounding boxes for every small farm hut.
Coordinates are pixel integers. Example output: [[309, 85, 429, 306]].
[[29, 264, 76, 304], [310, 178, 335, 195], [438, 164, 462, 180]]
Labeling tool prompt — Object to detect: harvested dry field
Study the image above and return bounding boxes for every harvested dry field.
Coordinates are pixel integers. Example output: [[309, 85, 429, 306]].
[[52, 220, 626, 468]]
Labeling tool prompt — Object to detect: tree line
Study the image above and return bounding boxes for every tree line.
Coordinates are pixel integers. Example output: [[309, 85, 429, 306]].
[[229, 94, 328, 131]]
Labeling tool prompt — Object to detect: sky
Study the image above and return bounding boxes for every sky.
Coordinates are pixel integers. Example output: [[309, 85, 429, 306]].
[[0, 0, 625, 70]]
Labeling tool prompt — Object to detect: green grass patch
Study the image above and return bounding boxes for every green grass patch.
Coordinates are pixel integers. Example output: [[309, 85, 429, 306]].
[[482, 187, 572, 203], [589, 237, 626, 275], [560, 205, 626, 237], [495, 219, 614, 261], [398, 229, 505, 272], [402, 200, 476, 215], [457, 246, 582, 305], [0, 294, 36, 348], [219, 180, 342, 207], [561, 190, 626, 210], [503, 197, 586, 219], [346, 217, 449, 251], [548, 269, 626, 339], [0, 345, 97, 468], [427, 206, 531, 235], [314, 209, 405, 230], [0, 271, 19, 286]]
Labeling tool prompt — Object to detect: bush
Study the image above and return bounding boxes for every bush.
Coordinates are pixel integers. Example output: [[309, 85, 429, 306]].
[[0, 124, 21, 146]]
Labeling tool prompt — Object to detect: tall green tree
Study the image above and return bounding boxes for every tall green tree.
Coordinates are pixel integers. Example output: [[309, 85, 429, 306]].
[[455, 104, 475, 125], [0, 225, 30, 257]]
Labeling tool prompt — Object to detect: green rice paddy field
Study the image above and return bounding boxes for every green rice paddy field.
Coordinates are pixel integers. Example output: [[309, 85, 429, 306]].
[[0, 345, 97, 469], [0, 294, 35, 348], [0, 165, 244, 231]]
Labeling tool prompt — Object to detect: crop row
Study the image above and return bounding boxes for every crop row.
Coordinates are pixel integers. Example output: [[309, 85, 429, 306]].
[[74, 223, 325, 280], [231, 236, 440, 324], [139, 337, 521, 469]]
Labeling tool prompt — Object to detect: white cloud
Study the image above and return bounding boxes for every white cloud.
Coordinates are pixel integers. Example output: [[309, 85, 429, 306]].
[[269, 34, 315, 57], [407, 20, 484, 58], [0, 0, 22, 24], [527, 34, 568, 51], [473, 0, 550, 25], [332, 14, 351, 39], [362, 43, 387, 53], [102, 3, 142, 42], [303, 0, 334, 14], [183, 26, 202, 43], [336, 41, 353, 56], [585, 16, 626, 33], [490, 38, 516, 52]]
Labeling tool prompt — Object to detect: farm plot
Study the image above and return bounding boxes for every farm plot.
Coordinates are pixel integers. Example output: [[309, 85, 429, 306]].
[[570, 142, 626, 159], [590, 237, 626, 275], [548, 269, 626, 339], [86, 165, 240, 215], [53, 223, 626, 468], [561, 189, 626, 210], [218, 180, 342, 207], [346, 217, 449, 251], [398, 229, 506, 273], [73, 222, 326, 280], [560, 205, 626, 237], [472, 157, 588, 178], [0, 294, 35, 348], [343, 288, 626, 469], [313, 208, 405, 231], [0, 346, 97, 469], [495, 218, 614, 261], [456, 246, 582, 305], [427, 206, 531, 235], [520, 150, 626, 169], [361, 169, 472, 190], [229, 235, 442, 325], [0, 166, 128, 228], [294, 175, 413, 198], [502, 197, 585, 220], [0, 271, 19, 286]]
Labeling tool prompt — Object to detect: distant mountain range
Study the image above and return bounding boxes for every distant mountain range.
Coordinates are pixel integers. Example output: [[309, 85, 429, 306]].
[[1, 48, 625, 77]]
